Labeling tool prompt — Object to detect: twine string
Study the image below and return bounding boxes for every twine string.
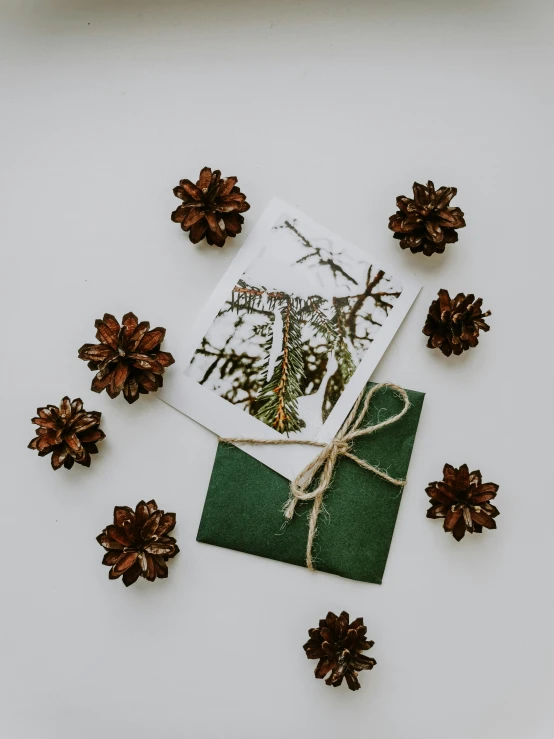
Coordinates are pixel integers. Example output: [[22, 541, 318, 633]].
[[220, 382, 410, 571]]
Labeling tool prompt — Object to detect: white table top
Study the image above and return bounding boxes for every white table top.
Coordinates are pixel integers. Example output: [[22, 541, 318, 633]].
[[1, 1, 553, 737]]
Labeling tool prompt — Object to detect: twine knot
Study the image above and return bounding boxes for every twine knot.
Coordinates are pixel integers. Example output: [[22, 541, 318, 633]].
[[220, 383, 411, 571], [330, 439, 351, 456]]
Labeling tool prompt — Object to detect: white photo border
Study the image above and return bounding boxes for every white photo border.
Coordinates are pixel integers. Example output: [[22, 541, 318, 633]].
[[160, 197, 421, 482]]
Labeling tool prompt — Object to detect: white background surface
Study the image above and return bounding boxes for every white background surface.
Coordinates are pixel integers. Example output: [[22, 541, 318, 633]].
[[1, 1, 553, 738]]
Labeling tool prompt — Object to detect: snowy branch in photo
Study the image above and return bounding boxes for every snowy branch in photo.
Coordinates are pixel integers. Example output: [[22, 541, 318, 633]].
[[187, 218, 403, 435], [278, 219, 359, 287]]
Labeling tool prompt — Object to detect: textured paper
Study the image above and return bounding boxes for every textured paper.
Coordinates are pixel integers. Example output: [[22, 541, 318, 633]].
[[197, 383, 425, 584], [161, 198, 420, 482]]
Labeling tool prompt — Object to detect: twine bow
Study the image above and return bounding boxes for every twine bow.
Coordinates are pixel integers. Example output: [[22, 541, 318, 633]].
[[220, 382, 410, 571]]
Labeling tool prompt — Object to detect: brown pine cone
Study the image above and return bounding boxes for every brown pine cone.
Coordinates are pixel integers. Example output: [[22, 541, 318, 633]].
[[427, 464, 499, 541], [28, 397, 105, 470], [97, 500, 179, 586], [303, 611, 376, 691], [389, 180, 466, 256], [171, 166, 250, 247], [78, 312, 174, 404], [423, 289, 491, 356]]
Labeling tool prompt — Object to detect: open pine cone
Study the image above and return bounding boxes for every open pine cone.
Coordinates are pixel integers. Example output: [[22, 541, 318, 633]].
[[171, 166, 250, 247], [28, 397, 105, 470], [97, 500, 179, 586], [423, 289, 491, 356], [427, 464, 499, 541], [303, 611, 376, 691], [78, 312, 174, 403], [389, 180, 466, 256]]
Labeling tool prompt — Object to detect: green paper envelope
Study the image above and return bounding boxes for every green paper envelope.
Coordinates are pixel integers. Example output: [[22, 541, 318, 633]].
[[197, 383, 425, 584]]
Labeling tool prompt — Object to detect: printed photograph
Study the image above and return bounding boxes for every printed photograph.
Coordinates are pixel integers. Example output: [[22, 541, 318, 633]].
[[186, 213, 403, 437]]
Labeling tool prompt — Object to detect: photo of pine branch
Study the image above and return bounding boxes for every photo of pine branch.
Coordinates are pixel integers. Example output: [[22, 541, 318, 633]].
[[186, 214, 403, 437]]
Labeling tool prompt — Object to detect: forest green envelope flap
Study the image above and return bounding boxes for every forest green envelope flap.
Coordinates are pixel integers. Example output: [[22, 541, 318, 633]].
[[196, 383, 425, 584]]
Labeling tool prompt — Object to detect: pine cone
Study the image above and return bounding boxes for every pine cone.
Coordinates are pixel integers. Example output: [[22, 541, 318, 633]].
[[423, 289, 491, 356], [28, 397, 105, 470], [427, 464, 499, 541], [97, 500, 179, 586], [303, 611, 376, 691], [171, 166, 250, 247], [78, 312, 175, 404], [389, 180, 466, 256]]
